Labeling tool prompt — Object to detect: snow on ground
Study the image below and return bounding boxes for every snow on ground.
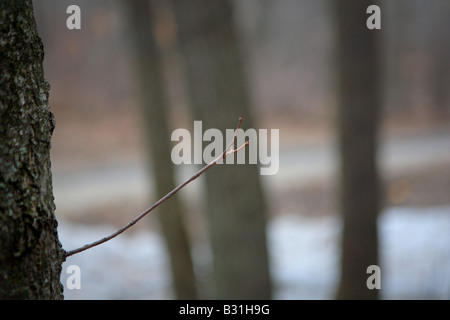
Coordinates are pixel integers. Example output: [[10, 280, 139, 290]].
[[59, 206, 450, 300]]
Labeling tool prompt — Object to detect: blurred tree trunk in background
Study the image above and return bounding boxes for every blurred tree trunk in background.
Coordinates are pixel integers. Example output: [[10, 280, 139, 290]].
[[334, 0, 381, 300], [0, 0, 64, 299], [125, 0, 197, 299], [429, 2, 450, 118], [170, 0, 272, 299]]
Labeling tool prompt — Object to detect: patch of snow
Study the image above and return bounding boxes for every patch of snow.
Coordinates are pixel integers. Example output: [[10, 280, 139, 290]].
[[59, 206, 450, 299], [380, 207, 450, 299]]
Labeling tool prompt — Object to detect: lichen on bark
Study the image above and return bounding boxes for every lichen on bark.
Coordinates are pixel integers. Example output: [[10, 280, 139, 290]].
[[0, 0, 64, 299]]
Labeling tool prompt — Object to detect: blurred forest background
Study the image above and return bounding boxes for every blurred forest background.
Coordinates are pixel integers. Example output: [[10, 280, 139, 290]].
[[32, 0, 450, 299]]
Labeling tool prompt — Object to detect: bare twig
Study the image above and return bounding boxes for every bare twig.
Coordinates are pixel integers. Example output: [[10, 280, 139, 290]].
[[64, 117, 247, 258]]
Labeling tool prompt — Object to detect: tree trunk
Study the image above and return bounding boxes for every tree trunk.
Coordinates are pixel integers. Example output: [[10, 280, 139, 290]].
[[0, 0, 64, 299], [170, 0, 272, 299], [124, 0, 197, 299], [429, 2, 450, 118], [334, 0, 381, 300]]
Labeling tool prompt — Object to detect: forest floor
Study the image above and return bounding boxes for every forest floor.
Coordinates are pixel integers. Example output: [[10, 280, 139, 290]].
[[59, 205, 450, 300]]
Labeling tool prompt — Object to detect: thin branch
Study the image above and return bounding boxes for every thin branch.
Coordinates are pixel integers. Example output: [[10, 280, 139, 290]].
[[64, 117, 247, 258]]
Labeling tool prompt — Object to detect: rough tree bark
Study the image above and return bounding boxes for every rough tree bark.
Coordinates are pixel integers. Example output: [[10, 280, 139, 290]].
[[170, 0, 272, 299], [334, 0, 381, 300], [125, 0, 197, 299], [0, 0, 64, 299]]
